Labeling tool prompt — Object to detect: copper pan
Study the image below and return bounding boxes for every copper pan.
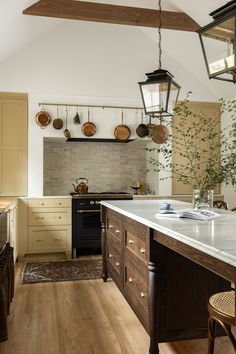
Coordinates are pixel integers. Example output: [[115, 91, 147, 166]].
[[114, 110, 131, 142], [152, 124, 169, 144], [35, 108, 51, 129], [81, 108, 96, 137]]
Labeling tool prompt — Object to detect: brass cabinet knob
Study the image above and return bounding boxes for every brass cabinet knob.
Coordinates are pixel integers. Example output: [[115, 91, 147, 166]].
[[128, 239, 134, 244], [140, 292, 145, 298], [58, 202, 62, 205], [115, 229, 120, 234], [109, 224, 114, 229], [108, 254, 112, 258], [128, 278, 133, 283], [115, 262, 120, 266], [140, 248, 145, 254]]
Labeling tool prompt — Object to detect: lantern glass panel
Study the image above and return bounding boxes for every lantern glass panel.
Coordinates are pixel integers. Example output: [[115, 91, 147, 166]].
[[201, 16, 235, 76], [168, 81, 180, 114], [141, 81, 170, 114]]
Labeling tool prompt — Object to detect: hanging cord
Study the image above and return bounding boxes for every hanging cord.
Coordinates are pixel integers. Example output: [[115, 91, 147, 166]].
[[158, 0, 162, 70]]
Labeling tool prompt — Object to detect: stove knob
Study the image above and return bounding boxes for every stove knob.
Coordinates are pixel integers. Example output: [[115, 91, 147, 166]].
[[90, 201, 95, 205]]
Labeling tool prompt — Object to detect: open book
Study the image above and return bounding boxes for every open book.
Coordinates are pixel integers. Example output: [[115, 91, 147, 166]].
[[155, 209, 223, 221]]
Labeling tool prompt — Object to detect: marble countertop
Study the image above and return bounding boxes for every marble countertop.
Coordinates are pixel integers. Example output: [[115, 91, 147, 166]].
[[100, 199, 236, 268], [0, 197, 17, 212]]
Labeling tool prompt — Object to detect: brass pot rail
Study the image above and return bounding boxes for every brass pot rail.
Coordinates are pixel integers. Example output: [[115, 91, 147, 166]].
[[38, 102, 143, 111]]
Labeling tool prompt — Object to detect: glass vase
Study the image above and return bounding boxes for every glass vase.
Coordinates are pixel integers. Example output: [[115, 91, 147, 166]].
[[192, 189, 214, 210]]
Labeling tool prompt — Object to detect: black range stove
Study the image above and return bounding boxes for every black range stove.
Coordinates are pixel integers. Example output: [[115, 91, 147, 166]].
[[71, 192, 133, 258]]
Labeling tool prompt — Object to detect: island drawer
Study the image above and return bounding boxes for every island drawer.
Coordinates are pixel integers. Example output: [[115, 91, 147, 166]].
[[124, 226, 147, 264], [28, 208, 71, 226], [124, 258, 148, 321], [106, 211, 122, 241], [107, 229, 121, 252], [106, 243, 121, 277], [28, 198, 71, 208]]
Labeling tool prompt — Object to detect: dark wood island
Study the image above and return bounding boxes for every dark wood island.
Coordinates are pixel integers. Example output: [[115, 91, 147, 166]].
[[101, 199, 235, 354]]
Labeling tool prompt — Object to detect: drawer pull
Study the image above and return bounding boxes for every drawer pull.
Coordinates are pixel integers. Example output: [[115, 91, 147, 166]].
[[140, 292, 145, 298], [41, 202, 44, 206], [36, 238, 44, 242], [108, 254, 112, 258], [54, 238, 62, 241], [128, 239, 134, 245], [115, 229, 120, 234], [58, 202, 62, 205], [36, 216, 44, 220], [140, 248, 145, 254], [58, 216, 62, 219], [115, 262, 120, 266], [109, 224, 114, 229], [128, 277, 133, 283]]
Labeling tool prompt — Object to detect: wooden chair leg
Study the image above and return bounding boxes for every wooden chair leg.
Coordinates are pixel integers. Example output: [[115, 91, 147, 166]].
[[208, 317, 216, 354], [209, 316, 236, 353], [223, 324, 236, 352]]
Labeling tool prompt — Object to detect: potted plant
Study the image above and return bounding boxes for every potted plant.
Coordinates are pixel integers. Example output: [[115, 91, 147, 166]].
[[147, 94, 236, 209]]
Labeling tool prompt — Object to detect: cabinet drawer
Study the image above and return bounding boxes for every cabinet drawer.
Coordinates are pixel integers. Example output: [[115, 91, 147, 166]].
[[106, 211, 122, 241], [27, 198, 71, 208], [107, 243, 121, 276], [28, 226, 70, 253], [28, 208, 71, 226], [125, 229, 147, 264], [124, 259, 148, 314], [107, 229, 121, 251]]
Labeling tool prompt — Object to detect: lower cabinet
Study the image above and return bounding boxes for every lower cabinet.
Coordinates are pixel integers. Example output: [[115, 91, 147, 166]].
[[23, 197, 71, 257], [15, 197, 71, 258]]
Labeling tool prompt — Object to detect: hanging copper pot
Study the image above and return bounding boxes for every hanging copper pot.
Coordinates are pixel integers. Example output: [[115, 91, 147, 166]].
[[114, 109, 131, 141], [35, 108, 51, 129], [152, 124, 169, 144], [81, 108, 96, 137]]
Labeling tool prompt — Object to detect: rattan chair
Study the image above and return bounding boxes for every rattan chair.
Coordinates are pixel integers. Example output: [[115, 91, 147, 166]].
[[208, 290, 236, 354], [213, 200, 229, 210]]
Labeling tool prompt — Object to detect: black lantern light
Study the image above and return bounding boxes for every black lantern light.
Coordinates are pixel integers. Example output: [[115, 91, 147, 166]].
[[197, 0, 236, 83], [138, 0, 181, 118]]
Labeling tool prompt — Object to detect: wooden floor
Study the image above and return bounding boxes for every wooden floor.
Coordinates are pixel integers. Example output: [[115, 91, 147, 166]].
[[0, 262, 234, 354]]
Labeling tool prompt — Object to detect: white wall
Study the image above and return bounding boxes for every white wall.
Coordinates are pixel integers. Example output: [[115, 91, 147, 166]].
[[0, 20, 234, 197]]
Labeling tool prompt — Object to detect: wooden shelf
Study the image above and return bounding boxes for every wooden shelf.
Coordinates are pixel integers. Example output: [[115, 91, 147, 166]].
[[66, 138, 134, 143]]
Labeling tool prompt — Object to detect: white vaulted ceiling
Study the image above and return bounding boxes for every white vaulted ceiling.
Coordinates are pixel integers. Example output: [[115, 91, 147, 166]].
[[0, 0, 235, 99]]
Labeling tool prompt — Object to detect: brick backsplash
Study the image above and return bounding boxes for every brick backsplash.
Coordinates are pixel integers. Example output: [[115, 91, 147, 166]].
[[43, 140, 147, 195]]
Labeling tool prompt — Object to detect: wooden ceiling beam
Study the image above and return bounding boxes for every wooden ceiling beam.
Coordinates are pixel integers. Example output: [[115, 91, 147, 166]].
[[23, 0, 200, 32]]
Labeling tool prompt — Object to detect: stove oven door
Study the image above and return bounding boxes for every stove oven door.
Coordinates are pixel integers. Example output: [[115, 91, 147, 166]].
[[72, 206, 101, 256]]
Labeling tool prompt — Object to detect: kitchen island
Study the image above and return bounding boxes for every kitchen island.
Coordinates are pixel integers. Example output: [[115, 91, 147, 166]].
[[100, 199, 235, 354]]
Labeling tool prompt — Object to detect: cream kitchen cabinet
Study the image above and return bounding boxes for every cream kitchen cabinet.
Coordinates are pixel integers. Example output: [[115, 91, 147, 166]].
[[0, 92, 28, 196], [27, 198, 71, 257]]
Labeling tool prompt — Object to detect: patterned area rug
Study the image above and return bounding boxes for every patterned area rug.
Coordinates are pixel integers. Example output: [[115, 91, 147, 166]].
[[21, 259, 103, 284]]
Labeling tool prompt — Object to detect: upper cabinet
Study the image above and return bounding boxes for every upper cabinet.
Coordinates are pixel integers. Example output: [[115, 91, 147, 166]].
[[0, 93, 28, 196]]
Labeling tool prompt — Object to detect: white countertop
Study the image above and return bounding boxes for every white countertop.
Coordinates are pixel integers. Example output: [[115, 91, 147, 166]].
[[100, 199, 236, 268]]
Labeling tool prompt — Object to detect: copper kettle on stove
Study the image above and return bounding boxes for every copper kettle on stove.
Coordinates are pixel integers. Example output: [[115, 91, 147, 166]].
[[72, 177, 89, 194]]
